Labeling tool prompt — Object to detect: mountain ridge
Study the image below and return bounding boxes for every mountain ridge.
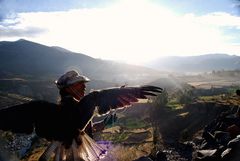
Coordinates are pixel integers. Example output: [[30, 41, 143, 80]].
[[0, 39, 162, 84], [145, 53, 240, 72], [1, 39, 240, 78]]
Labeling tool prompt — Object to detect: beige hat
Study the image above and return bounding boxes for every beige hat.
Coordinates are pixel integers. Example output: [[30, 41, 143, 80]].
[[55, 70, 90, 89]]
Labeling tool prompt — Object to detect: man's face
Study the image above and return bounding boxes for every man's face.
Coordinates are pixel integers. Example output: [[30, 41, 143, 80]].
[[65, 82, 86, 101]]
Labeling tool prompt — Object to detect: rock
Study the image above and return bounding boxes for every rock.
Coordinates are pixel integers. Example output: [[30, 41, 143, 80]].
[[227, 135, 240, 148], [235, 106, 240, 117], [221, 148, 231, 159], [227, 124, 240, 138], [214, 131, 230, 146], [197, 149, 217, 157], [200, 132, 218, 149], [133, 156, 153, 161], [155, 150, 167, 161], [221, 135, 240, 161], [193, 149, 221, 161]]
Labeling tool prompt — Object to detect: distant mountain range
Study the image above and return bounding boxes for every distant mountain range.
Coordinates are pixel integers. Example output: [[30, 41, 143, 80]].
[[1, 39, 240, 81], [145, 54, 240, 73], [0, 39, 161, 84]]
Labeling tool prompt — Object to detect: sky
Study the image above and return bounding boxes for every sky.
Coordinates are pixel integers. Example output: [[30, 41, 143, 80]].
[[1, 0, 240, 64]]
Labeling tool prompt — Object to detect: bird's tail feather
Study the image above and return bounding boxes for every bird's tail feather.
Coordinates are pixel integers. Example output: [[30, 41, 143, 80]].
[[53, 146, 61, 161], [39, 141, 60, 161], [42, 132, 107, 161], [77, 132, 107, 161]]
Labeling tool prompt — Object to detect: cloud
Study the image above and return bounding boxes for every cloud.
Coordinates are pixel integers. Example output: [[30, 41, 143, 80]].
[[0, 3, 47, 38], [1, 0, 240, 63], [0, 0, 115, 22], [184, 12, 240, 44], [198, 12, 240, 28], [0, 16, 20, 28], [0, 25, 47, 37]]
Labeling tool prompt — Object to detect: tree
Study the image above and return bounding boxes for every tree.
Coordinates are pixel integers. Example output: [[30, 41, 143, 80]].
[[153, 89, 168, 107], [177, 89, 194, 104]]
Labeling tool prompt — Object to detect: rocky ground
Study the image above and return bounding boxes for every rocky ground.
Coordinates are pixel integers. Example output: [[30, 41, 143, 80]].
[[134, 95, 240, 161]]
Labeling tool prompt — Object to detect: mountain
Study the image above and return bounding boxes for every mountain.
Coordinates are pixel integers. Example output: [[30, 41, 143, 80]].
[[145, 54, 240, 73], [0, 39, 162, 84], [0, 39, 166, 102], [0, 39, 95, 76]]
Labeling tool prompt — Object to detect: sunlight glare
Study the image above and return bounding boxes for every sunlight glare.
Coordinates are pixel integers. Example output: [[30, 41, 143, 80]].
[[3, 0, 236, 65]]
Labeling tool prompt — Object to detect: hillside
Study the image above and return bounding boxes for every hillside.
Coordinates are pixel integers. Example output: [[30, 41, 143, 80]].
[[145, 54, 240, 73], [0, 39, 162, 84]]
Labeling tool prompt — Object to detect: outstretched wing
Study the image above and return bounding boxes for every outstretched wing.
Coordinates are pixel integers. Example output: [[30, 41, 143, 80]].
[[76, 85, 162, 130], [96, 85, 162, 114], [0, 101, 59, 137]]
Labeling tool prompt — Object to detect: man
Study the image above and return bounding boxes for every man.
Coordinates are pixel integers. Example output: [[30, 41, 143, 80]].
[[0, 70, 162, 161], [55, 70, 106, 137]]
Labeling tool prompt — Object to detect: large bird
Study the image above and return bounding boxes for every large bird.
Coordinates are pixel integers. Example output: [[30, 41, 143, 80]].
[[0, 85, 162, 161]]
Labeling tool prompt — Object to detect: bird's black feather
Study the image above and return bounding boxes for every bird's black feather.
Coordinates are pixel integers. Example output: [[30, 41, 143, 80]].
[[76, 85, 162, 121], [0, 85, 162, 142]]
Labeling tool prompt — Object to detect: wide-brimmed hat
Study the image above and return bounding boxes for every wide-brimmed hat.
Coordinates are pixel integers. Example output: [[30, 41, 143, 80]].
[[55, 70, 90, 89]]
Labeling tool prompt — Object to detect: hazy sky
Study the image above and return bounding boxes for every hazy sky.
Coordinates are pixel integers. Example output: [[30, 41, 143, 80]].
[[1, 0, 240, 64]]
